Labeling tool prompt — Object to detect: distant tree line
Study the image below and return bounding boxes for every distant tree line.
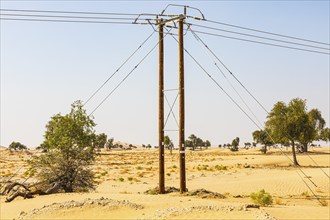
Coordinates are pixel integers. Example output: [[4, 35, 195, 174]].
[[185, 134, 211, 150]]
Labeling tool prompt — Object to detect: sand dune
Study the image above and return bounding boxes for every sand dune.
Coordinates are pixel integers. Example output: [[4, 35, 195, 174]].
[[1, 148, 329, 219]]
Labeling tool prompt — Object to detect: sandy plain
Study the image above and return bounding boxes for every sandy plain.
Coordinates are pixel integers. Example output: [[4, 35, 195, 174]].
[[0, 147, 329, 220]]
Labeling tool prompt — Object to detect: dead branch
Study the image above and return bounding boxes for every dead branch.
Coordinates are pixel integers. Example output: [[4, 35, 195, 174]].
[[3, 181, 62, 202]]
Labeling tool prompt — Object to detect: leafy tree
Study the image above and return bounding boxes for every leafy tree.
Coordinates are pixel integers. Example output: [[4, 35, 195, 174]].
[[164, 135, 174, 154], [29, 101, 96, 193], [92, 133, 107, 150], [106, 138, 114, 150], [164, 135, 173, 149], [252, 130, 273, 154], [244, 142, 252, 149], [8, 141, 27, 151], [230, 137, 240, 151], [265, 98, 326, 165], [204, 140, 211, 148]]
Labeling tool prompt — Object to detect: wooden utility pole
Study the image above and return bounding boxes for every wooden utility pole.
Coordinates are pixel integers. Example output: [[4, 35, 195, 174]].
[[158, 19, 165, 194], [178, 16, 186, 193]]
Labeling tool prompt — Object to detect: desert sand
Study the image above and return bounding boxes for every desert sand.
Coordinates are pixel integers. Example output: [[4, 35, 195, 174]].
[[0, 147, 329, 220]]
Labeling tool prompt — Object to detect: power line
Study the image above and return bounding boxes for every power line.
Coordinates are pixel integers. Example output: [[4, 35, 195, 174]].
[[84, 30, 156, 106], [89, 28, 172, 116], [0, 13, 147, 21], [0, 8, 151, 16], [190, 29, 264, 128], [190, 28, 269, 113], [0, 18, 147, 25], [203, 19, 330, 46], [188, 23, 330, 51], [188, 30, 330, 55]]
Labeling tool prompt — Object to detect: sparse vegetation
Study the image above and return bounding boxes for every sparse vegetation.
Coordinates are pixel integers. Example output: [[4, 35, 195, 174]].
[[8, 142, 27, 151], [214, 165, 228, 171], [250, 189, 273, 206]]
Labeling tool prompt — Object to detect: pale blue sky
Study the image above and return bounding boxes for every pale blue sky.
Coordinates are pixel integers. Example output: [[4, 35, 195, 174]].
[[1, 1, 329, 148]]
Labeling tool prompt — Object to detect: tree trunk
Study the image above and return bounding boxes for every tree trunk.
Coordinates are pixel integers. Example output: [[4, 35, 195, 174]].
[[291, 141, 300, 166], [301, 143, 308, 153]]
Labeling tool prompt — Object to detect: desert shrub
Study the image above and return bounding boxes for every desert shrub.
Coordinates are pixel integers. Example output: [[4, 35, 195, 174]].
[[100, 171, 108, 176], [118, 177, 124, 182], [215, 165, 227, 171], [250, 189, 273, 206]]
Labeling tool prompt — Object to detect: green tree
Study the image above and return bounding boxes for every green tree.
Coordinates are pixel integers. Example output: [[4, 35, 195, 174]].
[[252, 130, 273, 154], [30, 100, 96, 193], [204, 140, 211, 148], [164, 135, 173, 149], [93, 133, 107, 150], [106, 138, 114, 150], [8, 141, 27, 151], [185, 134, 197, 150], [265, 98, 325, 165], [164, 135, 174, 154], [230, 137, 240, 151]]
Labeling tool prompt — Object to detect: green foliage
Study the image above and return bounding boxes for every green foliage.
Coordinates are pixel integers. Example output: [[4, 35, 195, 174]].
[[164, 135, 174, 149], [185, 134, 211, 150], [321, 127, 330, 142], [214, 165, 228, 170], [92, 133, 107, 149], [106, 138, 114, 150], [29, 100, 96, 193], [252, 130, 273, 154], [9, 141, 27, 151], [230, 137, 239, 151], [250, 189, 273, 206]]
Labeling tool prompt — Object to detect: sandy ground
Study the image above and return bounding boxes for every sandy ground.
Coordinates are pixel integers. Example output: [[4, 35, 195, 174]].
[[0, 147, 329, 220]]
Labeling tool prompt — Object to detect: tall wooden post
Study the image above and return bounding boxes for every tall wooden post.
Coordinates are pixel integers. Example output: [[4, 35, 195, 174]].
[[178, 17, 186, 193], [158, 19, 165, 194]]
